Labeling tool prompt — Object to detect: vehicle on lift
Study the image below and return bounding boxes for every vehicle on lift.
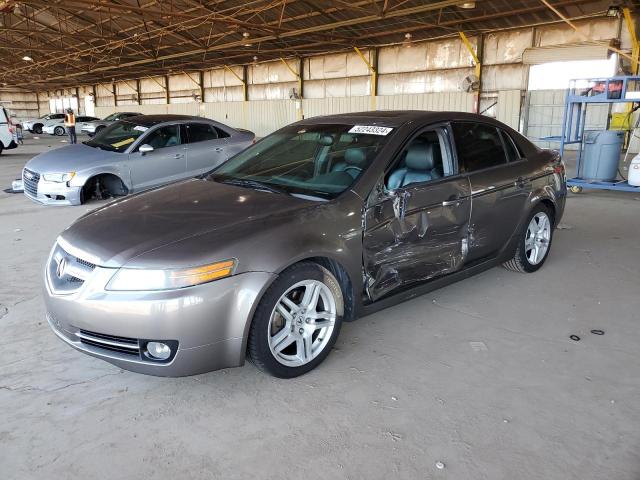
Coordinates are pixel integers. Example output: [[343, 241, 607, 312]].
[[0, 105, 18, 155], [23, 114, 254, 205], [42, 115, 100, 136], [81, 112, 143, 137], [44, 111, 566, 378], [22, 113, 65, 134]]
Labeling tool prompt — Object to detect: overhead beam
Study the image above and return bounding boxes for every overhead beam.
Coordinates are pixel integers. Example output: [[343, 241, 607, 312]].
[[3, 0, 466, 83]]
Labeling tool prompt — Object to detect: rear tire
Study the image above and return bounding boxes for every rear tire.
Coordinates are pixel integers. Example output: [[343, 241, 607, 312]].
[[54, 126, 65, 136], [248, 262, 344, 378], [503, 204, 554, 273]]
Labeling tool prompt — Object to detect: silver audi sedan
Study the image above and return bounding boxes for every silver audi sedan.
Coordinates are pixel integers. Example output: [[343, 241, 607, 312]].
[[44, 111, 566, 379], [23, 114, 254, 205]]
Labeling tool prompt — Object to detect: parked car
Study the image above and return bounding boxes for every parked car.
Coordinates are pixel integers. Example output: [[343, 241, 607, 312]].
[[43, 111, 567, 378], [0, 105, 18, 155], [81, 112, 143, 137], [22, 113, 65, 134], [42, 116, 100, 136], [23, 114, 254, 205]]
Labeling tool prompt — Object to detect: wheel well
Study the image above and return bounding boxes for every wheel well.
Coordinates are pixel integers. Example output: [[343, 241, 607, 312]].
[[300, 256, 356, 322], [538, 199, 556, 224], [82, 174, 129, 201]]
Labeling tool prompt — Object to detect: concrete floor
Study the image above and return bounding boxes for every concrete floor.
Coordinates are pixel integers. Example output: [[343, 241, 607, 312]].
[[1, 135, 639, 480]]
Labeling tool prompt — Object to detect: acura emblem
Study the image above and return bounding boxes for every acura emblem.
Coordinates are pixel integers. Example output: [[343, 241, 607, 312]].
[[56, 257, 67, 279]]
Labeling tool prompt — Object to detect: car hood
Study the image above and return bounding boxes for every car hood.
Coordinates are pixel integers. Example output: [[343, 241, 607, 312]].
[[59, 178, 315, 268], [25, 144, 119, 173]]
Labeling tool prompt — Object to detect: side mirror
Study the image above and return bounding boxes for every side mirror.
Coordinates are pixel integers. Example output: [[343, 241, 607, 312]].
[[139, 144, 154, 154]]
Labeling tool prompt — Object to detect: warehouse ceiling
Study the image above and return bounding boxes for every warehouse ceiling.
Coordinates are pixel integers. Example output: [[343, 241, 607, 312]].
[[0, 0, 636, 89]]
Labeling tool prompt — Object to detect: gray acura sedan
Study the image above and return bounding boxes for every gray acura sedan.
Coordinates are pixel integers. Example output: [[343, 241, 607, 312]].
[[23, 114, 254, 205], [44, 111, 566, 378]]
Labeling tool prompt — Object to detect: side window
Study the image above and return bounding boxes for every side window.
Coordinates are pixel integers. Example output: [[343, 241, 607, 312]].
[[214, 127, 230, 138], [142, 125, 181, 150], [451, 122, 507, 173], [500, 130, 521, 162], [385, 128, 452, 190], [186, 123, 218, 143]]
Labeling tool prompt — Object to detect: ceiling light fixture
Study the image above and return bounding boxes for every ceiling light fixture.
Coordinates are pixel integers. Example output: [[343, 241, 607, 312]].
[[403, 32, 413, 48], [606, 5, 620, 17], [458, 1, 476, 8], [22, 55, 33, 61]]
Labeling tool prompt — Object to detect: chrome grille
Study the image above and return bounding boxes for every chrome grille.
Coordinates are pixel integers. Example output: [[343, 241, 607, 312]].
[[47, 243, 96, 294], [23, 168, 39, 197], [76, 329, 140, 356]]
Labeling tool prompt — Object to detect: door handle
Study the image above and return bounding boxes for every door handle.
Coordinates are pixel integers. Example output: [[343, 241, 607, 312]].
[[214, 147, 224, 152], [515, 176, 528, 188], [174, 154, 184, 159], [442, 195, 462, 207]]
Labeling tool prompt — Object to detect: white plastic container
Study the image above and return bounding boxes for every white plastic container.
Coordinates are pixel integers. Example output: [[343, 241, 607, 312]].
[[629, 154, 640, 187]]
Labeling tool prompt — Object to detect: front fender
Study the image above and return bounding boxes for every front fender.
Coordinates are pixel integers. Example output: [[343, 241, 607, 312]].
[[70, 164, 132, 191]]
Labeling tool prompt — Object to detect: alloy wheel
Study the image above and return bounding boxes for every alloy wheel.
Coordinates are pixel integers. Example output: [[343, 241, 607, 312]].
[[268, 279, 337, 367], [525, 212, 551, 265]]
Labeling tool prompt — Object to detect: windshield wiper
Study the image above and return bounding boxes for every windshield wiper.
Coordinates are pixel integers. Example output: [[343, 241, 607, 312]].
[[220, 178, 290, 195]]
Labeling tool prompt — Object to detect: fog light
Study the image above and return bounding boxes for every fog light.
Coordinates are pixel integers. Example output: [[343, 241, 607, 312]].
[[146, 342, 171, 360]]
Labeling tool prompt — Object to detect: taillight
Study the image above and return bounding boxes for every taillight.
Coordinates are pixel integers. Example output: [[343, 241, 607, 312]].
[[553, 164, 565, 174]]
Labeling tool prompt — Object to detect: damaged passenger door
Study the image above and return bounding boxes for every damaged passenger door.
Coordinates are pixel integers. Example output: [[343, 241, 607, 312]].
[[363, 126, 471, 302]]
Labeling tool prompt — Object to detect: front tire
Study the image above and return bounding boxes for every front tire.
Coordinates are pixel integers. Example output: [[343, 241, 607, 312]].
[[33, 124, 43, 134], [503, 204, 554, 273], [248, 262, 344, 378]]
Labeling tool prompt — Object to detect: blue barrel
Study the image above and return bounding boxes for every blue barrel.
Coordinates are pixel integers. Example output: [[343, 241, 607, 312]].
[[581, 130, 624, 182]]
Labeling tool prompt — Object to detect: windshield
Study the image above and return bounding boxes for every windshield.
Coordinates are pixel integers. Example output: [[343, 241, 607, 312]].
[[83, 120, 147, 153], [211, 123, 393, 199], [103, 113, 119, 121]]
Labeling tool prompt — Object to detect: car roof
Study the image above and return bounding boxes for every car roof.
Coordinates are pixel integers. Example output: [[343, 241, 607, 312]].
[[125, 114, 216, 126], [295, 110, 510, 128]]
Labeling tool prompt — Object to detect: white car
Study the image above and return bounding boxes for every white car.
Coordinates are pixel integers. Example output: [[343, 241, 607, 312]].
[[0, 105, 18, 155], [42, 116, 100, 136], [22, 113, 66, 134]]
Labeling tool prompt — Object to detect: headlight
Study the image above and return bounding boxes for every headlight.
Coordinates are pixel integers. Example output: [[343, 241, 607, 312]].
[[42, 172, 76, 183], [106, 259, 236, 291]]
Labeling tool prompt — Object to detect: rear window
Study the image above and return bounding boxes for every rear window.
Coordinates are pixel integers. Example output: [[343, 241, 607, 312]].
[[500, 130, 521, 162], [451, 122, 508, 173], [186, 123, 217, 143]]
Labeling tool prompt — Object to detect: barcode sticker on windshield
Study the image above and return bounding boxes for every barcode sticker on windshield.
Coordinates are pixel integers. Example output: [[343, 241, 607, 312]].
[[348, 125, 393, 136], [133, 126, 148, 132]]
